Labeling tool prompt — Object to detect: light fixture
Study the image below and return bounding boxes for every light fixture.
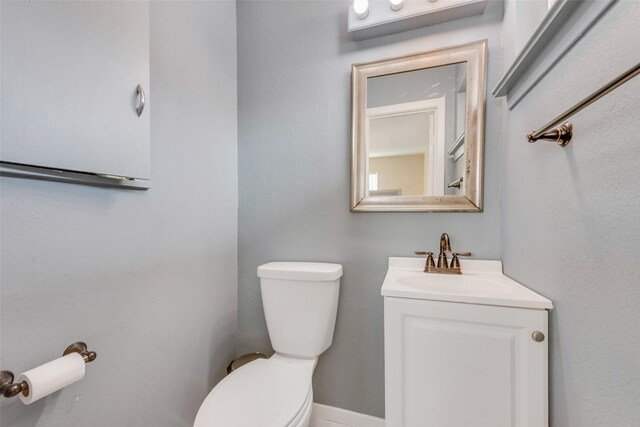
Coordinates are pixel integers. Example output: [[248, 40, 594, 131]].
[[353, 0, 369, 20], [390, 0, 404, 11]]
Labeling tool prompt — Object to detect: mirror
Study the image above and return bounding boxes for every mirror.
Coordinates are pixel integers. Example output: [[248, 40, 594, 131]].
[[351, 41, 487, 212]]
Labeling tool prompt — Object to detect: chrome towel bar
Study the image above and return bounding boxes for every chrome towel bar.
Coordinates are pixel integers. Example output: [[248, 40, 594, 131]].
[[527, 62, 640, 146]]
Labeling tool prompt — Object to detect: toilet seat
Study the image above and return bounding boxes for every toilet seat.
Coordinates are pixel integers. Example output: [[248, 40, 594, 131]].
[[193, 355, 316, 427]]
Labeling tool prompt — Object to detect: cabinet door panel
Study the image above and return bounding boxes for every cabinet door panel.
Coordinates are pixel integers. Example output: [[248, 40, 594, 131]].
[[1, 1, 150, 179], [385, 297, 548, 427]]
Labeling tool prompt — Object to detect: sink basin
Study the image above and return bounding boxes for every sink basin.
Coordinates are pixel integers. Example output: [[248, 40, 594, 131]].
[[396, 274, 512, 295], [381, 257, 552, 309]]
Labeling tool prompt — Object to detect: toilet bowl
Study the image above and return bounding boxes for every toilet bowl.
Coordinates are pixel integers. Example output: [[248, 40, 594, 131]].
[[193, 355, 315, 427], [194, 262, 343, 427]]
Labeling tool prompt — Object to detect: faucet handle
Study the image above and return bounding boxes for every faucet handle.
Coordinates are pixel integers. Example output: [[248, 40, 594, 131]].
[[450, 252, 472, 269], [415, 251, 435, 270], [415, 251, 435, 258], [426, 252, 435, 268]]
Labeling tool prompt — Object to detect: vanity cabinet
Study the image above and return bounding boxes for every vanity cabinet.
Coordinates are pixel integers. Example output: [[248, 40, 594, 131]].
[[384, 296, 549, 427], [1, 1, 150, 181]]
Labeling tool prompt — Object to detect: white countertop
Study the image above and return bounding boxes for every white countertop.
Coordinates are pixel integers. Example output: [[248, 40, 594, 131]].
[[381, 257, 553, 310]]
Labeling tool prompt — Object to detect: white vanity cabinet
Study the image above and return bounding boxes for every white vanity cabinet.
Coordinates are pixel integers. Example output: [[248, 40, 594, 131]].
[[382, 258, 552, 427], [1, 1, 150, 181]]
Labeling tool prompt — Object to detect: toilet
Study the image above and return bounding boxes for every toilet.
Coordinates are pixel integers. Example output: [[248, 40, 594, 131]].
[[194, 262, 343, 427]]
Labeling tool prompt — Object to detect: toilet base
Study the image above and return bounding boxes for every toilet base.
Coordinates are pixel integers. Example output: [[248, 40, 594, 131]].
[[289, 388, 313, 427]]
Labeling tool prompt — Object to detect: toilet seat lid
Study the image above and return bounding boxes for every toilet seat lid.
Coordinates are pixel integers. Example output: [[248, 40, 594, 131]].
[[193, 357, 314, 427]]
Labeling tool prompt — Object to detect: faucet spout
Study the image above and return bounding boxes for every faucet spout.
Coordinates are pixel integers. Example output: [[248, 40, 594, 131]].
[[440, 233, 451, 253]]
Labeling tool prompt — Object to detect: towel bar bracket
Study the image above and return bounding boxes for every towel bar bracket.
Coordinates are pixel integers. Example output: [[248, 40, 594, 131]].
[[527, 122, 573, 146]]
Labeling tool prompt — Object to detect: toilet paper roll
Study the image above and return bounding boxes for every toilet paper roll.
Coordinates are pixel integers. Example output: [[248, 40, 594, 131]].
[[17, 352, 86, 405]]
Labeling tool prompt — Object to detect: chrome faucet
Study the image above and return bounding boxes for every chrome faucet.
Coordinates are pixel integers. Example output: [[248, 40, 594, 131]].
[[415, 233, 471, 274]]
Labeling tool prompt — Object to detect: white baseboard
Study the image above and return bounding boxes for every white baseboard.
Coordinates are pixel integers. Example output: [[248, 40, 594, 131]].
[[310, 403, 385, 427]]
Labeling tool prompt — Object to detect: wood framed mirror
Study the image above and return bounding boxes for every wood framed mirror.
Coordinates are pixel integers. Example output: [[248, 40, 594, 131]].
[[351, 40, 487, 212]]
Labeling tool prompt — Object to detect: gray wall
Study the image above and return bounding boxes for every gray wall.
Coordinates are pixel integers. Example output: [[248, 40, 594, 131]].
[[501, 1, 640, 425], [237, 0, 503, 418], [367, 64, 457, 108], [0, 2, 237, 426]]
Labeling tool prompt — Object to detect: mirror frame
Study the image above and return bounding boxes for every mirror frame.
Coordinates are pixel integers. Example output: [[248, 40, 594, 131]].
[[351, 40, 487, 212]]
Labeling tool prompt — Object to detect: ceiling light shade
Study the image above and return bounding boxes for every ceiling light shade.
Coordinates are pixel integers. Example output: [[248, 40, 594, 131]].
[[390, 0, 404, 11], [353, 0, 369, 20]]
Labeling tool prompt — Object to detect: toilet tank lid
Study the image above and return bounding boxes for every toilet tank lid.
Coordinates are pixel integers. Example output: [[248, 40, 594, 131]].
[[258, 262, 343, 281]]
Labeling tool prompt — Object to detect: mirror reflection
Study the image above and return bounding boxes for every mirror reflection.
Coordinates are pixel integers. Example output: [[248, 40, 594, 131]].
[[366, 63, 467, 197]]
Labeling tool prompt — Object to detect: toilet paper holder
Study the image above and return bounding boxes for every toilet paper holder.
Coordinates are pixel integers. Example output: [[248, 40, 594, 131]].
[[0, 342, 97, 399]]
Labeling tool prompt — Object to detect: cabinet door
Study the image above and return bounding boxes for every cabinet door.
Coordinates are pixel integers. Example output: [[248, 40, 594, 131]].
[[1, 1, 150, 179], [385, 297, 548, 427]]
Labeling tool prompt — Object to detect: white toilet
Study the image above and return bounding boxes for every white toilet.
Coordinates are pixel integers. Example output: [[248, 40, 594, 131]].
[[194, 262, 343, 427]]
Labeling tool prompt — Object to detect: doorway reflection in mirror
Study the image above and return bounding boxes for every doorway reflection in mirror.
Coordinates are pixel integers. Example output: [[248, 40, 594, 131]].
[[366, 63, 467, 197]]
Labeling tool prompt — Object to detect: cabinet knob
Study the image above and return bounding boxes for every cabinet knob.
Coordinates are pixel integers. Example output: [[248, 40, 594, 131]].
[[532, 331, 545, 342], [136, 84, 146, 117]]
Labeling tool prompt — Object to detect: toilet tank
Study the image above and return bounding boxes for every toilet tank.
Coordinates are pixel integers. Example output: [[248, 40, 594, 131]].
[[258, 262, 342, 358]]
